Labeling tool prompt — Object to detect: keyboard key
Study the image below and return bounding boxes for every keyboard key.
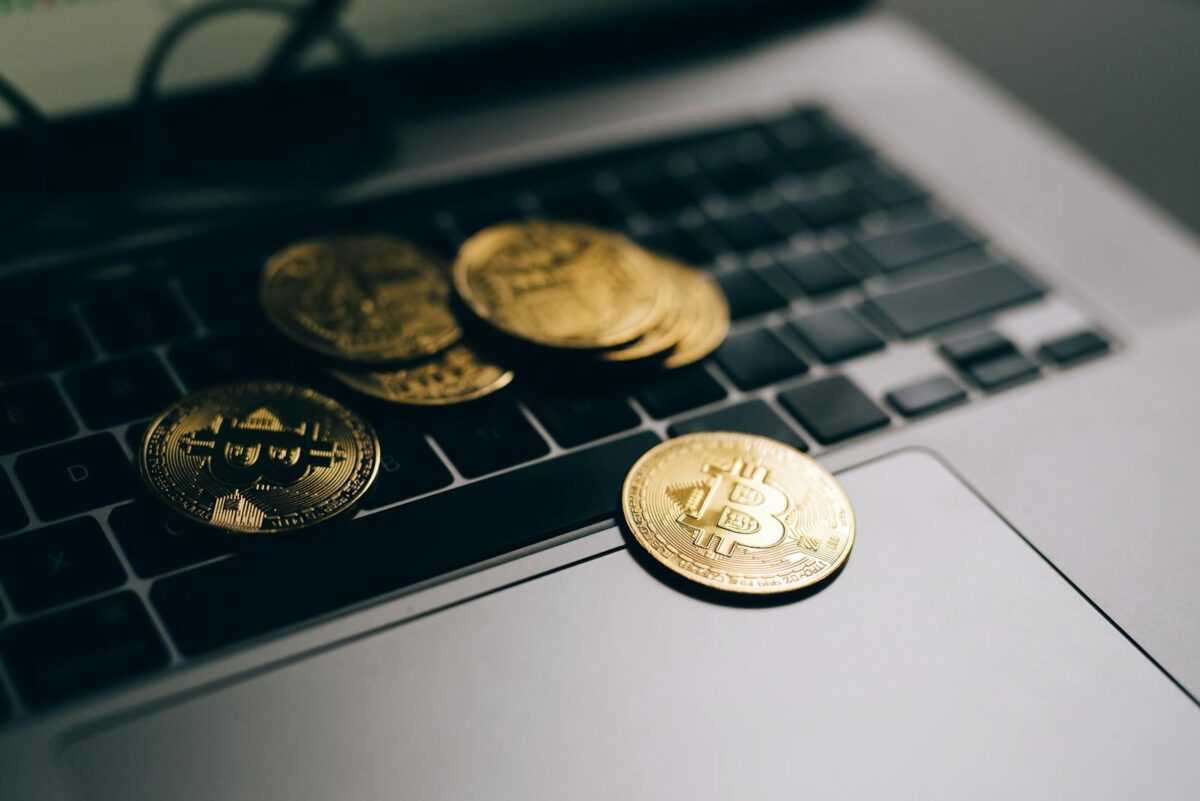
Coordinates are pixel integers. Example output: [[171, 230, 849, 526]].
[[168, 334, 282, 390], [63, 354, 180, 430], [779, 375, 890, 445], [787, 187, 876, 229], [885, 374, 967, 418], [856, 219, 978, 273], [527, 391, 641, 448], [708, 208, 788, 252], [537, 184, 627, 227], [0, 591, 168, 709], [669, 400, 807, 451], [777, 250, 858, 296], [863, 263, 1044, 338], [0, 378, 77, 455], [182, 263, 260, 330], [691, 131, 784, 197], [1039, 329, 1110, 366], [15, 434, 136, 521], [714, 328, 808, 390], [151, 432, 660, 655], [0, 685, 9, 724], [938, 329, 1015, 368], [635, 223, 723, 267], [766, 111, 867, 172], [0, 517, 125, 613], [0, 311, 94, 381], [620, 159, 696, 215], [124, 419, 150, 455], [360, 423, 453, 510], [109, 501, 229, 579], [845, 160, 927, 207], [430, 402, 549, 478], [717, 270, 788, 320], [968, 352, 1040, 391], [635, 365, 727, 418], [790, 308, 885, 363], [83, 285, 192, 352], [0, 468, 27, 534]]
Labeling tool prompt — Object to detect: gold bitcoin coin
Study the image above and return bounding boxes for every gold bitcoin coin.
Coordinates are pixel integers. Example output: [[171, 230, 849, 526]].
[[261, 235, 461, 364], [621, 432, 854, 594], [599, 257, 686, 363], [453, 221, 666, 349], [660, 268, 730, 369], [330, 342, 515, 405], [139, 382, 380, 535]]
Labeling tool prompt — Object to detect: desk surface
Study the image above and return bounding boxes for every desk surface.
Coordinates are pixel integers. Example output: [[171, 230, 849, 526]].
[[887, 0, 1200, 236]]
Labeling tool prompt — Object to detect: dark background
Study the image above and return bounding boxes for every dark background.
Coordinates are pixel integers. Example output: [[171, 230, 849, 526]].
[[888, 0, 1200, 235]]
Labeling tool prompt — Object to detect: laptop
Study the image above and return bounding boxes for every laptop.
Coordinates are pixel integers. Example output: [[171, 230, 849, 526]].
[[2, 1, 1199, 798]]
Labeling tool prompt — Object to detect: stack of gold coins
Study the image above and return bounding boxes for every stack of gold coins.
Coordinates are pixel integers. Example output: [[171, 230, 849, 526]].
[[260, 234, 516, 406], [451, 221, 730, 373]]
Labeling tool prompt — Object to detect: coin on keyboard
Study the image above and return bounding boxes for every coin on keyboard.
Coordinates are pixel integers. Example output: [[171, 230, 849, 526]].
[[453, 221, 667, 349], [330, 342, 515, 405], [621, 432, 854, 594], [660, 266, 730, 369], [139, 382, 380, 535], [261, 235, 461, 364], [598, 257, 686, 363]]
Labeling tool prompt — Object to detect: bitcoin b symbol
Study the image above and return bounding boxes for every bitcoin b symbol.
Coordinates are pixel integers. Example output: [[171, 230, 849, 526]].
[[671, 458, 789, 556]]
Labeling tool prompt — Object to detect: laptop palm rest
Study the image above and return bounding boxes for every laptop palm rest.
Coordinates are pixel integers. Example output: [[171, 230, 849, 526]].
[[61, 449, 1200, 800]]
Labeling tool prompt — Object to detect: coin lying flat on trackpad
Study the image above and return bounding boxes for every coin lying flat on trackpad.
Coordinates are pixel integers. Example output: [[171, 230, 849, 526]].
[[621, 432, 854, 594]]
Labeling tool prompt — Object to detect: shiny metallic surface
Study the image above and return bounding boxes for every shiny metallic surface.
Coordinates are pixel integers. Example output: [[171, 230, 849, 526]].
[[139, 382, 380, 535], [260, 236, 461, 364], [622, 432, 853, 593], [329, 342, 515, 405]]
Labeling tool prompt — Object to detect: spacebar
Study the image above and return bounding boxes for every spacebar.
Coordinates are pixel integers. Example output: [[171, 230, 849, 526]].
[[151, 432, 659, 656]]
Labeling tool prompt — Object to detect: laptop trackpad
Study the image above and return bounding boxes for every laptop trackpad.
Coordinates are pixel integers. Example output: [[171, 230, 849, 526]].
[[62, 450, 1200, 800]]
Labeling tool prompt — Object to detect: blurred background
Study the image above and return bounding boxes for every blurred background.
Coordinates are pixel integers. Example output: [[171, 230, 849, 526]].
[[886, 0, 1200, 235]]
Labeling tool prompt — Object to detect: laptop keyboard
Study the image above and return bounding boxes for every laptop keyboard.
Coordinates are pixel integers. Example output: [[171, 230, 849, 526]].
[[0, 105, 1113, 721]]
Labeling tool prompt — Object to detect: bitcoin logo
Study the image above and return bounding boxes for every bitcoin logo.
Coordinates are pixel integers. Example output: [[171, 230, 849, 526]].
[[621, 432, 855, 595], [674, 459, 789, 556], [140, 383, 379, 535]]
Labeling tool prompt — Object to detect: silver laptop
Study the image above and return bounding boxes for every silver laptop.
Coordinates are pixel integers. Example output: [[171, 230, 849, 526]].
[[2, 1, 1199, 798]]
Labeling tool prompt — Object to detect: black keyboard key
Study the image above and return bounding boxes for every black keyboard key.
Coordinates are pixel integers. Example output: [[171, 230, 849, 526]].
[[182, 264, 260, 330], [790, 308, 885, 363], [717, 270, 788, 320], [968, 352, 1040, 391], [635, 365, 727, 419], [0, 378, 77, 455], [151, 432, 660, 655], [527, 392, 641, 448], [885, 374, 967, 418], [691, 131, 784, 197], [787, 187, 876, 229], [863, 264, 1044, 338], [938, 329, 1015, 368], [83, 286, 192, 352], [766, 111, 867, 172], [708, 208, 788, 253], [715, 328, 808, 390], [431, 402, 549, 478], [777, 250, 858, 296], [0, 591, 168, 709], [15, 434, 136, 521], [63, 354, 180, 430], [856, 219, 978, 273], [0, 686, 9, 724], [669, 400, 807, 451], [538, 184, 627, 227], [779, 375, 890, 445], [0, 468, 27, 534], [168, 334, 279, 390], [1039, 329, 1110, 366], [845, 161, 927, 207], [124, 419, 150, 455], [0, 517, 125, 613], [361, 424, 453, 510], [109, 501, 229, 579], [636, 223, 723, 267], [620, 160, 696, 215], [0, 311, 94, 381]]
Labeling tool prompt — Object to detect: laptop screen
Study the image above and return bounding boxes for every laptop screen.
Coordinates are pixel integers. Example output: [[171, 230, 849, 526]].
[[0, 0, 722, 123]]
